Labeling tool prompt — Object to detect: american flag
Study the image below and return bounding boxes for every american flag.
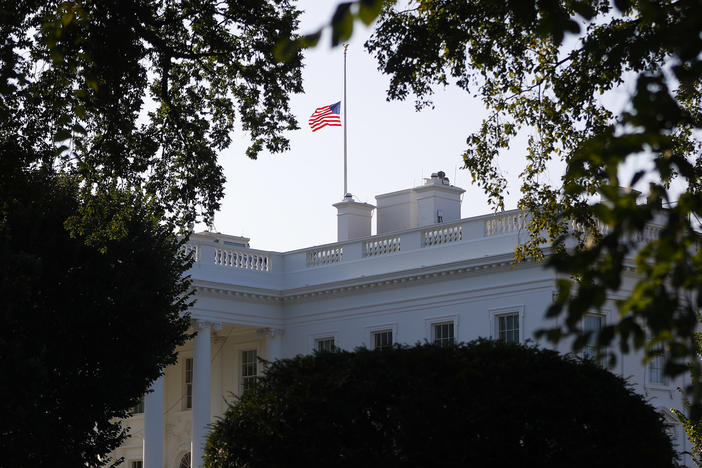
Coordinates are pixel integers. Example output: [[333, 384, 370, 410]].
[[309, 101, 342, 132]]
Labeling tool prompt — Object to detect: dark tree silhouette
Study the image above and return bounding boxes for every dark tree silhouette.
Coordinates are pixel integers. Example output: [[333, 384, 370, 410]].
[[0, 164, 192, 467], [0, 1, 305, 464], [206, 340, 677, 468]]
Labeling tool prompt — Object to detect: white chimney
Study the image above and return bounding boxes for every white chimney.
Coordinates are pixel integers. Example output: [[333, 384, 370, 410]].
[[333, 194, 375, 242], [375, 171, 465, 235], [414, 171, 465, 227], [375, 188, 417, 234]]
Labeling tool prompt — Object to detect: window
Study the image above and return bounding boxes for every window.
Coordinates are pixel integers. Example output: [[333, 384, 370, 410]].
[[583, 315, 603, 362], [184, 358, 193, 410], [241, 350, 258, 393], [179, 452, 191, 468], [490, 306, 524, 344], [131, 395, 144, 414], [496, 313, 520, 343], [131, 461, 143, 468], [309, 333, 339, 353], [372, 329, 393, 350], [648, 345, 669, 386], [315, 337, 336, 352], [432, 322, 455, 346]]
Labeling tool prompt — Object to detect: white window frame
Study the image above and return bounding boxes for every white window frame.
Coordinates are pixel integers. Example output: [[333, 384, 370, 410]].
[[426, 315, 458, 346], [182, 356, 193, 411], [233, 339, 263, 395], [366, 323, 398, 350], [489, 305, 525, 344], [309, 331, 339, 353], [582, 313, 605, 364], [240, 349, 258, 394], [646, 343, 672, 389], [315, 337, 337, 352]]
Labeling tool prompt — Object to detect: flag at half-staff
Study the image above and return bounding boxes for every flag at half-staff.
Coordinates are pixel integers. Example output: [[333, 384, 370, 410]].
[[309, 101, 341, 132]]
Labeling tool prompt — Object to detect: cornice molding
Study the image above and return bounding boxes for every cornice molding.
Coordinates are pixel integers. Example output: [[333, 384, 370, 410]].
[[192, 253, 536, 303]]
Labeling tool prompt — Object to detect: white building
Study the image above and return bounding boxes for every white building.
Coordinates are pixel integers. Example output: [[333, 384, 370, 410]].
[[114, 172, 689, 468]]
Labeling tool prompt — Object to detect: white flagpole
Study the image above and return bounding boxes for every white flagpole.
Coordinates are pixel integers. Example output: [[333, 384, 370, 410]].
[[343, 44, 349, 197]]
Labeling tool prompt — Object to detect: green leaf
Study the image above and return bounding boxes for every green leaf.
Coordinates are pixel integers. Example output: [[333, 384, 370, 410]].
[[564, 19, 580, 34], [84, 71, 99, 92], [613, 0, 633, 13], [299, 31, 322, 48], [358, 0, 384, 26], [273, 38, 296, 62], [61, 12, 74, 27], [72, 123, 86, 135], [331, 2, 354, 47], [54, 128, 72, 142], [571, 1, 596, 20], [74, 105, 87, 120]]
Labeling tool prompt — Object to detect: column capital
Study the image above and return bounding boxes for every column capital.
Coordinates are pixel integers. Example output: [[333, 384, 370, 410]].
[[257, 327, 284, 339], [261, 328, 285, 362], [192, 319, 222, 332]]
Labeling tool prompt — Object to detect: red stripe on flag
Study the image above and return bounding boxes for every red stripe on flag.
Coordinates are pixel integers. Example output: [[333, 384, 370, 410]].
[[309, 104, 341, 132], [311, 121, 341, 132]]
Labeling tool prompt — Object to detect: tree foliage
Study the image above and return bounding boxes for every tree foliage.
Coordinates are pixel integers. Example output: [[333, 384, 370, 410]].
[[0, 1, 304, 464], [0, 164, 192, 467], [674, 393, 702, 467], [1, 0, 303, 228], [205, 340, 676, 467], [673, 323, 702, 466], [302, 0, 702, 413]]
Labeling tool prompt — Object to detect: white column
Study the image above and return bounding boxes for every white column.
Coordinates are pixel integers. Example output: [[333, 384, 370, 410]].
[[191, 320, 219, 468], [143, 375, 164, 468]]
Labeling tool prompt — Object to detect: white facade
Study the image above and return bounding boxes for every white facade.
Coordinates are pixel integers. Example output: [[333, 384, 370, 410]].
[[114, 176, 690, 468]]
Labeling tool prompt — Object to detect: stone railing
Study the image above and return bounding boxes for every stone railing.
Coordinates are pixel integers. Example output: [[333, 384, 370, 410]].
[[306, 247, 343, 267], [213, 247, 271, 271], [183, 210, 666, 290], [485, 212, 528, 236], [423, 223, 463, 247], [363, 235, 401, 257], [639, 225, 661, 242], [185, 209, 533, 274], [570, 219, 611, 236], [182, 244, 200, 262], [570, 219, 662, 243]]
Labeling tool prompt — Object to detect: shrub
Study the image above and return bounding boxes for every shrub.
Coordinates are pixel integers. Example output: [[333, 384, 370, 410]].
[[206, 340, 676, 467]]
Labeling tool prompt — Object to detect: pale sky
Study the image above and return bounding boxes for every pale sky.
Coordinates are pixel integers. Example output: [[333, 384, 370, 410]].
[[199, 2, 559, 252]]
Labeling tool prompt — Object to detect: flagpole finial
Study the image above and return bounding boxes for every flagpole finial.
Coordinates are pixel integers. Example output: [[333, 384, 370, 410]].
[[344, 43, 349, 53]]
